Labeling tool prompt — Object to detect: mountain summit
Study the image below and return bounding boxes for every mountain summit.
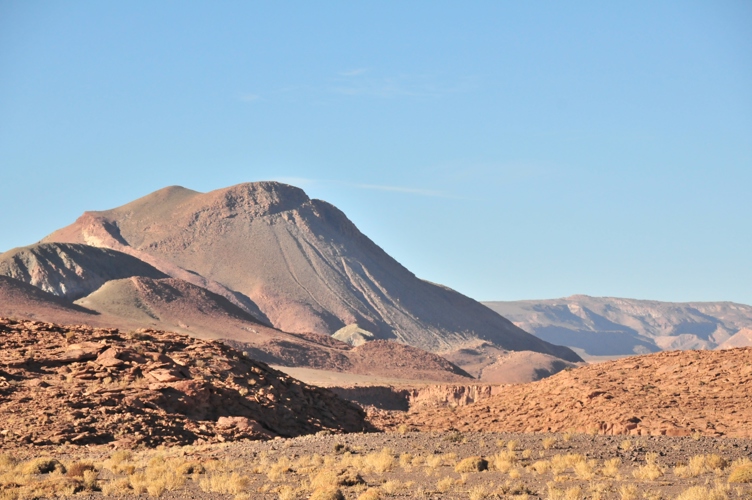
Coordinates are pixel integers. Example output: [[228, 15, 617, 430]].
[[43, 181, 580, 362]]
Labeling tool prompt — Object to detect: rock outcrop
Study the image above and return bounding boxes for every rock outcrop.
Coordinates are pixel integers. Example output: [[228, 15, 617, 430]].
[[375, 347, 752, 438], [0, 318, 371, 450]]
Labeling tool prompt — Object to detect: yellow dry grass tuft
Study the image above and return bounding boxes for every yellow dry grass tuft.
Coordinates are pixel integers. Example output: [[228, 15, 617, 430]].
[[364, 448, 395, 474], [728, 463, 752, 483], [436, 476, 454, 492], [492, 450, 517, 473], [356, 488, 381, 500], [199, 472, 250, 496], [601, 457, 621, 478], [542, 437, 557, 450], [455, 456, 489, 473]]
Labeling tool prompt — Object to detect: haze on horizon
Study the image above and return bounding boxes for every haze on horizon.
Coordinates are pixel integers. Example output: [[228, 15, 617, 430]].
[[1, 1, 750, 305]]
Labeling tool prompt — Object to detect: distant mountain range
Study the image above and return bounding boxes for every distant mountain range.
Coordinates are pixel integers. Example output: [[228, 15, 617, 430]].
[[484, 295, 752, 357], [0, 181, 582, 383]]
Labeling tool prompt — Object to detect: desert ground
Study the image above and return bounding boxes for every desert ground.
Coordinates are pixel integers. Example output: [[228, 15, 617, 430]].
[[1, 318, 751, 499], [2, 431, 751, 499]]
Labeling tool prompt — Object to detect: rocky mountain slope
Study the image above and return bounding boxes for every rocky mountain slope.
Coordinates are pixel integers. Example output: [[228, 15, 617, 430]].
[[0, 318, 371, 449], [1, 275, 474, 383], [41, 181, 580, 363], [376, 346, 752, 438], [0, 243, 166, 300], [484, 295, 752, 356]]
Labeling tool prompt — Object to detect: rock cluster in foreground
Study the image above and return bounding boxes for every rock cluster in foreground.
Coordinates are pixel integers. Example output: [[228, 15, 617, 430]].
[[0, 318, 371, 449], [376, 347, 752, 438]]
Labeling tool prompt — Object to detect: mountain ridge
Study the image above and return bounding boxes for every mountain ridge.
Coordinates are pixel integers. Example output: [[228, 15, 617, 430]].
[[484, 295, 752, 356]]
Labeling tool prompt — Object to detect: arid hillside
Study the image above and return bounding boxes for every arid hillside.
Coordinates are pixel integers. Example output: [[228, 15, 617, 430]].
[[376, 347, 752, 438], [1, 275, 474, 383], [42, 181, 580, 363], [0, 318, 371, 449], [0, 243, 167, 300], [485, 295, 752, 356]]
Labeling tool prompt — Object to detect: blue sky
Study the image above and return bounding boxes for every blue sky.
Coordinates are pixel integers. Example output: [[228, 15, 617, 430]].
[[1, 1, 751, 304]]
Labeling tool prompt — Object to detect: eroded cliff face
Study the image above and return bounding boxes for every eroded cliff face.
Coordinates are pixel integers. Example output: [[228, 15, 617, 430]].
[[328, 384, 504, 412]]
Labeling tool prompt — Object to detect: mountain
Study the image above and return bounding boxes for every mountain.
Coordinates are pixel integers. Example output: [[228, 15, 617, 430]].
[[42, 181, 581, 363], [0, 243, 166, 300], [484, 295, 752, 356]]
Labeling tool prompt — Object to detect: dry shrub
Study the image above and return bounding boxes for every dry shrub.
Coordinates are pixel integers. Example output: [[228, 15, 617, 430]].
[[105, 450, 136, 475], [199, 472, 250, 495], [356, 489, 381, 500], [66, 461, 96, 478], [589, 482, 610, 500], [20, 458, 66, 475], [546, 482, 565, 500], [521, 449, 533, 459], [619, 484, 638, 500], [0, 455, 18, 473], [468, 484, 489, 500], [101, 477, 132, 496], [531, 460, 550, 474], [492, 450, 517, 473], [507, 440, 519, 451], [542, 437, 557, 450], [267, 457, 293, 481], [633, 454, 664, 481], [436, 477, 454, 492], [633, 463, 663, 481], [380, 480, 407, 494], [399, 453, 413, 469], [564, 486, 582, 500], [455, 456, 489, 473], [601, 457, 621, 477], [364, 448, 395, 474], [508, 468, 521, 479], [573, 460, 595, 480], [550, 454, 585, 475], [728, 463, 752, 483], [424, 455, 443, 469], [674, 454, 727, 478], [675, 485, 728, 500], [309, 487, 345, 500], [620, 440, 633, 451], [176, 461, 205, 475]]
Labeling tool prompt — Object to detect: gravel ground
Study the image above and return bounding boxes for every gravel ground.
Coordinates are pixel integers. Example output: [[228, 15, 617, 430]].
[[5, 431, 752, 499]]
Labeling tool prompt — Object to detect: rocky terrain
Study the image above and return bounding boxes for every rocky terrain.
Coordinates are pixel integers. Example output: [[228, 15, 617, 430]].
[[39, 181, 580, 364], [485, 295, 752, 357], [0, 275, 476, 383], [0, 318, 371, 450], [370, 347, 752, 439]]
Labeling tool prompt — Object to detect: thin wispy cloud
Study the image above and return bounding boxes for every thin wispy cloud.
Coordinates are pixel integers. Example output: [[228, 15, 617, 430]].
[[353, 183, 459, 198], [339, 68, 370, 77], [266, 177, 461, 199], [239, 93, 261, 102]]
